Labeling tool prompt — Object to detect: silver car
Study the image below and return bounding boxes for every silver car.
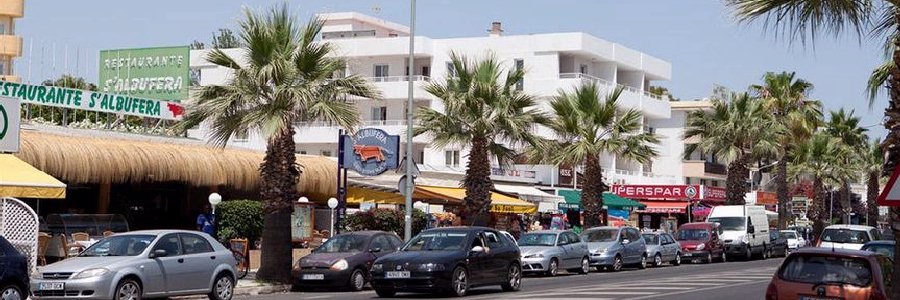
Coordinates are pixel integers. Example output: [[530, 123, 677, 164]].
[[581, 226, 647, 272], [642, 232, 682, 267], [31, 230, 237, 300], [518, 230, 589, 276]]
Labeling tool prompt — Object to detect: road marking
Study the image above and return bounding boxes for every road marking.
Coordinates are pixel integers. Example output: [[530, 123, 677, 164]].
[[571, 286, 692, 291], [522, 291, 657, 297], [622, 279, 770, 300]]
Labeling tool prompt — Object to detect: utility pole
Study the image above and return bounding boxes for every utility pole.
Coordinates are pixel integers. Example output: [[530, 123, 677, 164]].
[[403, 0, 417, 241]]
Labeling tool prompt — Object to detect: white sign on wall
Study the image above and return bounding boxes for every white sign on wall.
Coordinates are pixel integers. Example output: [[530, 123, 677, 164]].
[[0, 96, 20, 153]]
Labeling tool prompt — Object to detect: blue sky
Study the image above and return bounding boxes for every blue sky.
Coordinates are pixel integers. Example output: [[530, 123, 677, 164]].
[[16, 0, 888, 138]]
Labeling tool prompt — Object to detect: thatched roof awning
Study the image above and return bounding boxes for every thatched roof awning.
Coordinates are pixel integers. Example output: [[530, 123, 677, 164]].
[[15, 129, 336, 198]]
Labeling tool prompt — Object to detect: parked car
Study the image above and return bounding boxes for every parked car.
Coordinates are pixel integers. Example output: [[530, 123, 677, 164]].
[[580, 226, 647, 271], [0, 235, 29, 300], [641, 232, 681, 267], [369, 227, 521, 297], [817, 224, 880, 250], [778, 229, 806, 252], [292, 231, 403, 291], [518, 230, 589, 276], [767, 230, 788, 258], [675, 222, 726, 264], [707, 205, 769, 260], [499, 231, 517, 247], [861, 240, 895, 260], [30, 230, 236, 300], [765, 248, 892, 300]]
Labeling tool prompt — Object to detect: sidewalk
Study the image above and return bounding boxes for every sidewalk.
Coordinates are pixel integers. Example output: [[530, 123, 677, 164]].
[[173, 272, 292, 299]]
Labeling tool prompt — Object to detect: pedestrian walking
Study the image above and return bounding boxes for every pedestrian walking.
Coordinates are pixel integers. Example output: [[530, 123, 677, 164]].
[[197, 204, 216, 236]]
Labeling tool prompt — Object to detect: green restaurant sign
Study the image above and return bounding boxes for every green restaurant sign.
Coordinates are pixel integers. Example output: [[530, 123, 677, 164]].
[[0, 81, 185, 121], [99, 46, 190, 102]]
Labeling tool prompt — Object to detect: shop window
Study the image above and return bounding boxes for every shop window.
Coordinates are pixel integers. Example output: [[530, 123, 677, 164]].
[[445, 150, 460, 167]]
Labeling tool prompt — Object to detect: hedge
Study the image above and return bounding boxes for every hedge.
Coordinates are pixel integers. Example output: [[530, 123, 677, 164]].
[[215, 199, 264, 245]]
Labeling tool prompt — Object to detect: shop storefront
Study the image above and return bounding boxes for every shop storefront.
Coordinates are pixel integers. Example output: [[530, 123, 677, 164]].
[[611, 184, 727, 232], [556, 189, 645, 228]]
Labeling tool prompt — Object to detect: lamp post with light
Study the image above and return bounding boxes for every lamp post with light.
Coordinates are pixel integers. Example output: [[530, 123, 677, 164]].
[[208, 193, 222, 238], [328, 198, 338, 237]]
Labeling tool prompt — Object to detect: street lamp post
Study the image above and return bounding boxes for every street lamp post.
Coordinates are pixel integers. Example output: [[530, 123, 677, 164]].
[[403, 0, 417, 241], [328, 197, 338, 238], [829, 190, 834, 224], [208, 193, 223, 238]]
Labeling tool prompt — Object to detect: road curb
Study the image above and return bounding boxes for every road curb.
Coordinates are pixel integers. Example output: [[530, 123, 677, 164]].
[[172, 283, 291, 299]]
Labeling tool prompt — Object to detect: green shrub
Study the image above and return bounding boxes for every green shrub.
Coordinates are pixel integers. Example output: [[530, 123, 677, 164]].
[[342, 208, 427, 237], [216, 199, 264, 245]]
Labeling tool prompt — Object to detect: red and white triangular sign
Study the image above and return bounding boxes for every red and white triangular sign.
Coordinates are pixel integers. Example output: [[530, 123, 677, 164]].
[[877, 163, 900, 206]]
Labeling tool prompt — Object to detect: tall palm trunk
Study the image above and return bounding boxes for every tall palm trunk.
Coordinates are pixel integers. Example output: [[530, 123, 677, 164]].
[[776, 160, 789, 229], [255, 124, 300, 283], [810, 177, 827, 243], [463, 135, 493, 226], [726, 155, 750, 205], [582, 154, 606, 228], [890, 17, 900, 299], [867, 171, 879, 227]]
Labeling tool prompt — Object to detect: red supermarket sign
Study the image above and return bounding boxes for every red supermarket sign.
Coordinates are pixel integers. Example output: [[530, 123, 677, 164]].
[[611, 184, 726, 201], [611, 185, 700, 200]]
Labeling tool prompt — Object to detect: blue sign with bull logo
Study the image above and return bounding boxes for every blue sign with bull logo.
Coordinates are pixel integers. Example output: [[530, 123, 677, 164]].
[[340, 128, 401, 176]]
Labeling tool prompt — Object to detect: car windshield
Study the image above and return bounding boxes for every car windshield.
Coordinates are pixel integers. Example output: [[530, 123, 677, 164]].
[[676, 229, 710, 241], [80, 234, 155, 257], [821, 229, 870, 244], [707, 217, 745, 231], [402, 231, 468, 251], [862, 244, 894, 258], [780, 231, 798, 239], [581, 229, 618, 242], [315, 234, 368, 253], [779, 254, 873, 287], [642, 234, 660, 245], [518, 233, 557, 246]]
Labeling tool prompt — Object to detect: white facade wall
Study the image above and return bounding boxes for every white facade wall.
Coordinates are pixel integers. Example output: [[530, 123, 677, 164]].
[[188, 12, 684, 185]]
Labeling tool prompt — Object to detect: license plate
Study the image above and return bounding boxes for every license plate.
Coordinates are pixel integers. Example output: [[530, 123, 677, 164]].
[[302, 274, 324, 280], [39, 282, 65, 291], [386, 271, 410, 279]]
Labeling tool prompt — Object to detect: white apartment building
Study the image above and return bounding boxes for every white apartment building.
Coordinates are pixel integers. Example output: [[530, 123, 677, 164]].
[[188, 12, 681, 185], [652, 101, 727, 187]]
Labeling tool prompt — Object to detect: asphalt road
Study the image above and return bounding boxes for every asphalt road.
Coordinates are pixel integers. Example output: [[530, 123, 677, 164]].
[[238, 257, 782, 300]]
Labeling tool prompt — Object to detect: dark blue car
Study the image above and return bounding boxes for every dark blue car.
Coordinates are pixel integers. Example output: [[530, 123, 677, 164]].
[[0, 235, 29, 300]]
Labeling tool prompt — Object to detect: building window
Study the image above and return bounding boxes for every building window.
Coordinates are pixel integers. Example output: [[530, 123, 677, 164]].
[[190, 68, 202, 87], [579, 64, 588, 74], [445, 150, 460, 167], [299, 150, 307, 155], [321, 150, 333, 157], [514, 59, 524, 91], [712, 180, 719, 187], [0, 23, 7, 35], [371, 106, 387, 123], [374, 64, 389, 78], [685, 177, 691, 184], [700, 179, 707, 186], [446, 62, 457, 77]]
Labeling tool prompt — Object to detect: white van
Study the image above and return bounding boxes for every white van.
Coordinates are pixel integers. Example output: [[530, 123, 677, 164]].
[[707, 205, 770, 260]]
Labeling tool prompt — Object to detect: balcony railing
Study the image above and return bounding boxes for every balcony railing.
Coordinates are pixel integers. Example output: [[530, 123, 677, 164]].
[[368, 75, 430, 83], [296, 119, 412, 127], [558, 73, 665, 101]]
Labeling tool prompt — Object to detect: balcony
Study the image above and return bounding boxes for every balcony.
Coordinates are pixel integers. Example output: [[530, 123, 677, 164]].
[[704, 162, 727, 175], [367, 75, 430, 83], [542, 73, 670, 118], [0, 35, 21, 57], [0, 0, 23, 17], [682, 160, 728, 178], [364, 75, 433, 99], [558, 73, 665, 101]]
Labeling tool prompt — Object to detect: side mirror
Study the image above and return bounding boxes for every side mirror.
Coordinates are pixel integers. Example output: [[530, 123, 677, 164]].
[[470, 246, 485, 253], [369, 247, 382, 253], [149, 249, 167, 258], [748, 226, 755, 234]]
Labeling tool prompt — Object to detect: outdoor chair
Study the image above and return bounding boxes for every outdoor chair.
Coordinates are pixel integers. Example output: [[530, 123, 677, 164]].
[[37, 232, 51, 265]]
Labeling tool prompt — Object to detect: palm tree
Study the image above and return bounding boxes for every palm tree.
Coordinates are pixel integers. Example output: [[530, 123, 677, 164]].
[[791, 133, 852, 240], [177, 5, 379, 283], [863, 139, 885, 226], [825, 109, 869, 224], [684, 92, 777, 204], [751, 71, 821, 229], [415, 52, 546, 226], [535, 83, 659, 228]]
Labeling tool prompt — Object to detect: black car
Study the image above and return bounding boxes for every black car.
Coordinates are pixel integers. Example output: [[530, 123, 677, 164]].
[[768, 230, 788, 258], [370, 227, 522, 297], [0, 235, 29, 300], [293, 231, 403, 291], [861, 240, 895, 260]]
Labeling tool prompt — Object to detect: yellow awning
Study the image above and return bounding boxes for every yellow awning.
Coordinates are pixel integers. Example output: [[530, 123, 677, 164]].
[[0, 154, 66, 199], [347, 187, 405, 204], [417, 186, 537, 214]]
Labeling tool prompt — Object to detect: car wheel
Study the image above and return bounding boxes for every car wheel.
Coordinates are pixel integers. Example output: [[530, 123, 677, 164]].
[[672, 253, 681, 266], [638, 255, 647, 269], [546, 258, 559, 276], [375, 289, 396, 298], [501, 263, 522, 292], [448, 267, 468, 297], [612, 255, 623, 272], [653, 254, 662, 267], [349, 269, 366, 292], [0, 284, 24, 300], [208, 273, 234, 300], [114, 278, 142, 300], [579, 257, 590, 274]]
